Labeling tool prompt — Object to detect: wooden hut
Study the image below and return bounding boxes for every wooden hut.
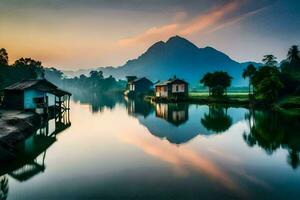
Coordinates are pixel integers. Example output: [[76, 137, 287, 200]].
[[124, 76, 153, 97], [2, 79, 71, 113], [155, 76, 188, 98]]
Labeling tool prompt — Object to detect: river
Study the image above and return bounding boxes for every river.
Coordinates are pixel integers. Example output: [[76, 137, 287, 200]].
[[0, 94, 300, 199]]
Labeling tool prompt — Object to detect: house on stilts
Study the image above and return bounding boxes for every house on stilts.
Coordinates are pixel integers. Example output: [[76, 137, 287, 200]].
[[2, 79, 71, 114]]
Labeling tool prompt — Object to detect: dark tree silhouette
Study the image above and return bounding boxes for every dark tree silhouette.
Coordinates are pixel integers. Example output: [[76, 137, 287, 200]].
[[200, 71, 232, 97], [262, 55, 277, 66], [242, 64, 256, 96], [0, 48, 8, 65], [201, 106, 232, 133], [287, 45, 300, 63]]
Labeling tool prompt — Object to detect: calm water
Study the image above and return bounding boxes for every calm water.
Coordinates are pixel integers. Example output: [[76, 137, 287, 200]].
[[1, 94, 300, 200]]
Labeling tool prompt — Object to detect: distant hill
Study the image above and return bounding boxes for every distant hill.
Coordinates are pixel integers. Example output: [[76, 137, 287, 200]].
[[65, 36, 261, 86]]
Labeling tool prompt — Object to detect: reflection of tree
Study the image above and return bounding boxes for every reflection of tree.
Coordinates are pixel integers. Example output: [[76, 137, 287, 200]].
[[243, 110, 300, 169], [201, 106, 232, 133], [287, 150, 300, 170], [0, 176, 8, 200], [72, 90, 123, 113]]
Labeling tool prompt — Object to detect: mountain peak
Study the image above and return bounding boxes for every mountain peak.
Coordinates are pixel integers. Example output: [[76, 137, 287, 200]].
[[165, 35, 199, 50]]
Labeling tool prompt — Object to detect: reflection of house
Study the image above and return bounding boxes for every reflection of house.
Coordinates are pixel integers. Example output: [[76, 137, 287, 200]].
[[125, 97, 154, 118], [155, 76, 188, 98], [155, 103, 189, 126], [2, 79, 71, 113], [124, 76, 153, 96], [0, 111, 71, 182]]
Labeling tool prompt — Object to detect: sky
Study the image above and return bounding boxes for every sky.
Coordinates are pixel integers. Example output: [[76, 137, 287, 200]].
[[0, 0, 299, 70]]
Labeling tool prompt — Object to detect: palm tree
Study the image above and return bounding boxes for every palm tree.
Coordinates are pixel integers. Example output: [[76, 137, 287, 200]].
[[242, 64, 256, 96], [287, 45, 300, 63], [262, 55, 277, 66]]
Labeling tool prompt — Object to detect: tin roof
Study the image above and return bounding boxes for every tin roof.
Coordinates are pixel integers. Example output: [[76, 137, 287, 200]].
[[155, 78, 188, 86], [5, 79, 71, 96], [5, 79, 57, 91]]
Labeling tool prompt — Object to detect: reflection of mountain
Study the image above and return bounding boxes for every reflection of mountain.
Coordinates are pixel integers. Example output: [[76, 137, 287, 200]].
[[126, 99, 247, 145], [243, 111, 300, 169], [0, 110, 71, 197], [72, 90, 124, 113]]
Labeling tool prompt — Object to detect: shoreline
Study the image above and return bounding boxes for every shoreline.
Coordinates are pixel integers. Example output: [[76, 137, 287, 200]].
[[145, 94, 300, 115], [0, 110, 41, 157]]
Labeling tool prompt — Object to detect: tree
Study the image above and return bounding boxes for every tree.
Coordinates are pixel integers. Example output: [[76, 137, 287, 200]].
[[287, 45, 300, 63], [200, 71, 232, 97], [13, 57, 42, 68], [89, 70, 104, 80], [251, 66, 283, 101], [200, 73, 213, 95], [0, 48, 8, 65], [242, 64, 256, 95], [13, 57, 44, 79], [262, 55, 277, 66], [256, 74, 283, 101], [281, 45, 300, 80]]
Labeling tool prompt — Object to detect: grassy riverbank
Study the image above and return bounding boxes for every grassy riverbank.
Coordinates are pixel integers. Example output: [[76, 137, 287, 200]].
[[275, 96, 300, 116], [147, 92, 300, 115], [147, 92, 250, 107]]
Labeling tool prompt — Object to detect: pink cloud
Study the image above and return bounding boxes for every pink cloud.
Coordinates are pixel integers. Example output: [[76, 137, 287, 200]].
[[118, 0, 253, 47], [118, 24, 179, 46]]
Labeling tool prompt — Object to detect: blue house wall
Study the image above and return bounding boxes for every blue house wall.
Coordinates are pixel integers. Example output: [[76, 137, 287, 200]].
[[24, 89, 45, 109]]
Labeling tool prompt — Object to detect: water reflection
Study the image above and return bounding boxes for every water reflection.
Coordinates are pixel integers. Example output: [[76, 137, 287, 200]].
[[72, 91, 124, 113], [124, 99, 239, 145], [243, 110, 300, 169], [125, 97, 154, 118], [0, 111, 70, 198], [201, 105, 232, 133], [1, 94, 298, 199], [0, 176, 8, 200], [155, 103, 189, 126]]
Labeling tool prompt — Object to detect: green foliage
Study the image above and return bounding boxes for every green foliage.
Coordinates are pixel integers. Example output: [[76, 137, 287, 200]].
[[250, 48, 300, 102], [200, 71, 232, 97], [61, 71, 125, 94], [256, 74, 283, 101], [242, 64, 256, 95], [251, 66, 283, 101]]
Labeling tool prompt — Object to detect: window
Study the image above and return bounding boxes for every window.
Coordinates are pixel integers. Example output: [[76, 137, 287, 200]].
[[176, 85, 179, 92]]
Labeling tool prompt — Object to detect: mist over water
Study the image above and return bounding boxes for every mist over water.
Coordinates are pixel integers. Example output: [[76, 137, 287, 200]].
[[1, 92, 300, 199]]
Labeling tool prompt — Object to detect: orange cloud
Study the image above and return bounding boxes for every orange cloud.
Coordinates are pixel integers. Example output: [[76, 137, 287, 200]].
[[118, 24, 179, 46], [180, 1, 239, 35], [119, 130, 239, 192], [118, 0, 246, 47]]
